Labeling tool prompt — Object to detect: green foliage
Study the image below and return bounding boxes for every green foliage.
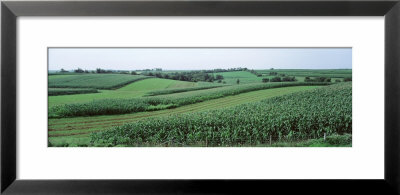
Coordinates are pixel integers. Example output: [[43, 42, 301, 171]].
[[143, 71, 218, 82], [48, 78, 206, 106], [48, 86, 320, 141], [344, 77, 352, 82], [96, 68, 114, 73], [282, 76, 296, 82], [256, 69, 352, 78], [60, 68, 69, 73], [74, 68, 85, 73], [90, 82, 352, 147], [49, 82, 331, 118], [262, 78, 269, 83], [304, 76, 331, 82], [269, 72, 278, 76], [48, 88, 98, 96], [215, 74, 224, 80], [145, 85, 225, 96], [216, 71, 260, 85], [270, 76, 281, 82], [324, 133, 352, 145], [272, 134, 352, 147], [48, 74, 149, 89]]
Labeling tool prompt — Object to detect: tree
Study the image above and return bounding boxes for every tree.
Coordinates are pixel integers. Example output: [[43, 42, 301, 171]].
[[131, 71, 137, 75], [74, 68, 84, 73], [282, 76, 296, 82], [155, 72, 162, 78], [314, 77, 327, 82], [304, 77, 311, 82], [343, 77, 352, 82], [262, 78, 269, 83], [60, 68, 69, 73], [96, 68, 106, 73], [270, 76, 281, 82], [335, 79, 341, 82], [236, 79, 240, 84], [215, 74, 224, 80], [325, 78, 331, 82], [269, 72, 278, 76]]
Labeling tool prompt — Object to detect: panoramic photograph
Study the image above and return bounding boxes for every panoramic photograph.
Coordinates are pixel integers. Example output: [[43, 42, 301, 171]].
[[48, 48, 352, 147]]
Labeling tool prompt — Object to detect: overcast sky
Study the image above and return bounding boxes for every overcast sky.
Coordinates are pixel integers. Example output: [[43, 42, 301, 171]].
[[48, 48, 352, 70]]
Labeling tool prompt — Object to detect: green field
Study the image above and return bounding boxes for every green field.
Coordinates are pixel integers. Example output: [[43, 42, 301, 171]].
[[255, 69, 352, 80], [49, 85, 321, 146], [48, 88, 99, 96], [91, 83, 351, 147], [214, 70, 351, 84], [49, 78, 215, 106], [48, 69, 352, 147], [214, 71, 261, 84], [48, 74, 149, 89], [49, 82, 328, 118]]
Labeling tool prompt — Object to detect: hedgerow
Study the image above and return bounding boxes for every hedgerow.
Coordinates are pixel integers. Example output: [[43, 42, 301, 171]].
[[48, 88, 98, 96], [144, 85, 225, 96]]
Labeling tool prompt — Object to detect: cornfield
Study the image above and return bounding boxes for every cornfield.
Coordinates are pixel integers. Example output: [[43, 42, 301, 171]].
[[48, 88, 98, 96], [90, 82, 352, 146], [49, 82, 331, 118]]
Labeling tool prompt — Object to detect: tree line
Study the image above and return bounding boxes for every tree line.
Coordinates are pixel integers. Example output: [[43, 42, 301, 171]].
[[141, 71, 224, 83]]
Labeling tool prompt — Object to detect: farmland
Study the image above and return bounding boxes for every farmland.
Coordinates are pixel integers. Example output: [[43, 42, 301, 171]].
[[48, 69, 352, 147], [212, 71, 261, 84], [91, 82, 351, 147], [49, 78, 212, 106], [48, 85, 320, 143], [49, 88, 98, 96], [48, 74, 149, 89], [253, 69, 352, 82], [49, 82, 329, 118]]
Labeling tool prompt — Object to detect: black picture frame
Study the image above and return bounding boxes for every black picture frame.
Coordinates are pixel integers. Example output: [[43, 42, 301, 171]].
[[1, 0, 399, 194]]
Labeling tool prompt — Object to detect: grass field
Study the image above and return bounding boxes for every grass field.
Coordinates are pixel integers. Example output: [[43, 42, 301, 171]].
[[216, 71, 261, 84], [255, 69, 352, 80], [48, 74, 149, 89], [215, 70, 351, 84]]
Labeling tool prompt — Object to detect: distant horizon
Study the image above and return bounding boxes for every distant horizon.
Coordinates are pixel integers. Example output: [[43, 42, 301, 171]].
[[49, 48, 352, 70]]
